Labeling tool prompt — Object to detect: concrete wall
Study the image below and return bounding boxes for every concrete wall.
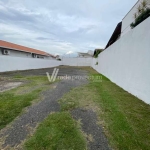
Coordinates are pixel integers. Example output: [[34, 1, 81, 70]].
[[62, 58, 92, 66], [91, 58, 99, 71], [121, 0, 150, 37], [0, 56, 91, 73], [91, 17, 150, 104], [0, 55, 61, 72], [0, 18, 149, 105]]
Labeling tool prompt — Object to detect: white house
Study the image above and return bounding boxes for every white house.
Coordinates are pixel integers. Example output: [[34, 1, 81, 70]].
[[0, 40, 56, 60], [78, 50, 94, 58]]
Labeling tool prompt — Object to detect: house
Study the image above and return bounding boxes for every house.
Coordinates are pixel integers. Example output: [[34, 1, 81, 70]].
[[78, 50, 94, 58], [0, 40, 55, 60], [105, 0, 150, 49], [105, 22, 122, 49]]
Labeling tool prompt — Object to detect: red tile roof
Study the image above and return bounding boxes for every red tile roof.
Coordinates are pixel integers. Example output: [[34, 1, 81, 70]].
[[0, 40, 54, 57]]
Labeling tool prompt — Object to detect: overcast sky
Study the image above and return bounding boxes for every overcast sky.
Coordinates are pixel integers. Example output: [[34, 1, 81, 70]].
[[0, 0, 137, 55]]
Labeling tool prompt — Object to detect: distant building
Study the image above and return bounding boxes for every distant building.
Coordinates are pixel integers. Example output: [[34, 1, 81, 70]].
[[0, 40, 55, 60], [78, 50, 94, 58]]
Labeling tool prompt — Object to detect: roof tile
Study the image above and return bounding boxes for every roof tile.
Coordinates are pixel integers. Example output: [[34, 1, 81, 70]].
[[0, 40, 54, 57]]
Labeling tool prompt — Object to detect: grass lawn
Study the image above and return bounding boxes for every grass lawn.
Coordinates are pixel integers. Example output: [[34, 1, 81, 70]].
[[8, 67, 150, 150], [58, 68, 150, 150], [0, 75, 51, 129], [24, 112, 87, 150]]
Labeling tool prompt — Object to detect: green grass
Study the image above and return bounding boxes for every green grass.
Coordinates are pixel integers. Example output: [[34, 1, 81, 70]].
[[12, 67, 150, 150], [58, 68, 150, 150], [0, 75, 51, 129], [24, 112, 87, 150]]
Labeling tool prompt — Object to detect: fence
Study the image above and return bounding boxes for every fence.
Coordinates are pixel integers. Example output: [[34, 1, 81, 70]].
[[0, 56, 61, 72], [0, 18, 150, 104], [91, 17, 150, 104], [62, 57, 92, 66]]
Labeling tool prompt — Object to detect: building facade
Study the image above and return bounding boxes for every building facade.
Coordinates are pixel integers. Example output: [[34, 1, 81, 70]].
[[121, 0, 150, 37], [105, 0, 150, 49], [0, 40, 55, 60]]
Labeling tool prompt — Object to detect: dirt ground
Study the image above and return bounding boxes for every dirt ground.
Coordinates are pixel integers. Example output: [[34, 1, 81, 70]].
[[0, 79, 22, 92]]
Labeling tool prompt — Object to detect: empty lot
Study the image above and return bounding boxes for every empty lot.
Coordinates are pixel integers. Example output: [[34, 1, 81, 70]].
[[0, 66, 150, 150]]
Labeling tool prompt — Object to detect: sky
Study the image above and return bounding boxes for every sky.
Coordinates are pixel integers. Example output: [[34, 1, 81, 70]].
[[0, 0, 137, 56]]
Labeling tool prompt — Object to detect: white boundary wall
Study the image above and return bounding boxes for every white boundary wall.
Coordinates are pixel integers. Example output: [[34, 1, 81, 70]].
[[62, 58, 92, 66], [92, 17, 150, 104], [0, 18, 150, 104], [0, 56, 61, 72]]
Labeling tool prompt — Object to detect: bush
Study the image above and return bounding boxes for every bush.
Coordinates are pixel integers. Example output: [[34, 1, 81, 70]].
[[130, 8, 150, 28], [93, 49, 103, 58]]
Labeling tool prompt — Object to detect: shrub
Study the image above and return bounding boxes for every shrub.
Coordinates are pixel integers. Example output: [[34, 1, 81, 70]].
[[95, 62, 98, 65], [93, 49, 103, 58], [130, 8, 150, 28]]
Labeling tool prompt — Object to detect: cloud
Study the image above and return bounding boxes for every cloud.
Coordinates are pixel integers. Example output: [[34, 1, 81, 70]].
[[36, 37, 50, 41], [0, 0, 138, 55]]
